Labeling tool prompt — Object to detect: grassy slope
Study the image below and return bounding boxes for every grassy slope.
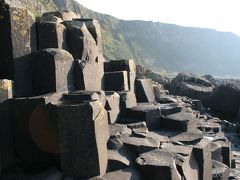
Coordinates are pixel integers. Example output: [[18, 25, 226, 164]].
[[28, 0, 240, 77]]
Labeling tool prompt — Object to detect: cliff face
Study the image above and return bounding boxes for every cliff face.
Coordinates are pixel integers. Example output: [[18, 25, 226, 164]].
[[6, 0, 240, 77], [2, 0, 57, 15]]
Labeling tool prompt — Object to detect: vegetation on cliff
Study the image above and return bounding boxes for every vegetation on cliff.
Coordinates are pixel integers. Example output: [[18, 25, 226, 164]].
[[15, 0, 240, 77]]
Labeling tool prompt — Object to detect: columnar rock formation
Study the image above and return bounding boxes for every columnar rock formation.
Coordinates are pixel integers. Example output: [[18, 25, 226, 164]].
[[0, 1, 239, 179]]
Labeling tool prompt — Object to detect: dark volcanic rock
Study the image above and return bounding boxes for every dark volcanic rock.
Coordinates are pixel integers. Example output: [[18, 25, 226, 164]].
[[104, 71, 129, 91], [0, 4, 33, 80], [10, 93, 62, 170], [62, 90, 106, 106], [107, 147, 132, 172], [1, 5, 239, 179], [105, 91, 120, 124], [37, 21, 67, 50], [0, 100, 15, 170], [212, 160, 230, 180], [25, 168, 63, 180], [156, 95, 178, 104], [135, 79, 155, 103], [120, 135, 159, 155], [136, 149, 181, 180], [161, 143, 199, 180], [39, 13, 63, 23], [80, 19, 103, 53], [170, 132, 202, 145], [14, 54, 33, 97], [104, 59, 136, 92], [74, 59, 103, 91], [90, 167, 144, 180], [42, 10, 80, 21], [159, 102, 182, 116], [63, 20, 99, 62], [160, 112, 197, 132], [125, 103, 161, 130], [238, 107, 240, 122], [170, 73, 214, 105], [209, 83, 240, 117], [31, 48, 74, 96], [211, 138, 232, 168], [118, 91, 137, 117], [193, 138, 212, 180], [56, 100, 108, 178], [109, 124, 132, 138], [153, 84, 169, 100]]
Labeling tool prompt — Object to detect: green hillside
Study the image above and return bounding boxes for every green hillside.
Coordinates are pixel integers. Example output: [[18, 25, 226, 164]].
[[11, 0, 240, 77]]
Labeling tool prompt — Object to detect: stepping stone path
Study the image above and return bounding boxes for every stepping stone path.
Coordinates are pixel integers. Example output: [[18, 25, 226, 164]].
[[0, 4, 239, 179]]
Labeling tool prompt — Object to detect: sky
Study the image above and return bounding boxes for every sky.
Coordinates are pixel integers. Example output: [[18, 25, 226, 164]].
[[77, 0, 240, 36]]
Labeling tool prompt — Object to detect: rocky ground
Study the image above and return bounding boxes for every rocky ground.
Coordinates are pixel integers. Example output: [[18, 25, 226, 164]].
[[0, 1, 240, 180]]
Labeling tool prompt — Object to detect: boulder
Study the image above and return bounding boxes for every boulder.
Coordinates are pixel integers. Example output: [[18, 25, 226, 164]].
[[136, 149, 181, 180], [104, 60, 136, 92], [209, 83, 240, 117], [0, 79, 13, 102], [31, 49, 74, 96], [135, 79, 155, 103], [74, 59, 103, 91], [37, 21, 67, 50], [63, 20, 98, 62], [56, 100, 108, 178], [160, 112, 197, 132], [104, 71, 129, 91], [170, 73, 214, 105], [0, 5, 33, 79], [125, 103, 161, 130], [105, 92, 120, 124]]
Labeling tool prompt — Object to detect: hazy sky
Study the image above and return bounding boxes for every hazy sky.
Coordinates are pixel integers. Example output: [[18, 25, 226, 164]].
[[77, 0, 240, 36]]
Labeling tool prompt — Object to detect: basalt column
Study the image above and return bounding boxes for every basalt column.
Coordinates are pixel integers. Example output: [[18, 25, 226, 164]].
[[0, 2, 35, 80]]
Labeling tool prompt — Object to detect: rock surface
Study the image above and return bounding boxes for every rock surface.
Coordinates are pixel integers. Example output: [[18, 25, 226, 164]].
[[209, 83, 240, 117], [170, 73, 214, 105], [0, 7, 238, 180]]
